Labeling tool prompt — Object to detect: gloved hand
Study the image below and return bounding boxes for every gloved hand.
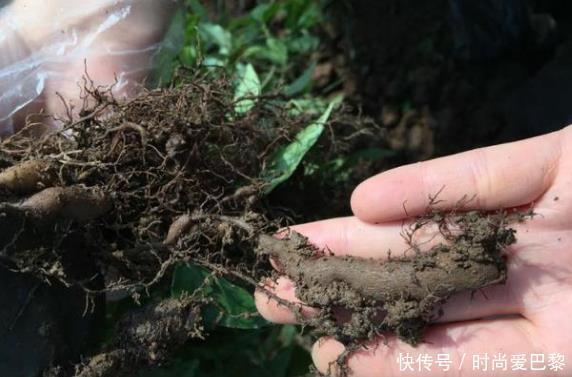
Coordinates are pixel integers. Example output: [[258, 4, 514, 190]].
[[0, 2, 178, 375], [0, 0, 178, 135]]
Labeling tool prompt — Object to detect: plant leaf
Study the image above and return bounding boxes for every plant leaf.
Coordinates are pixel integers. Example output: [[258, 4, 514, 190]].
[[234, 63, 261, 114], [250, 2, 281, 23], [243, 38, 288, 66], [284, 62, 316, 96], [199, 23, 232, 55], [152, 9, 187, 86], [261, 101, 335, 194], [171, 264, 267, 329]]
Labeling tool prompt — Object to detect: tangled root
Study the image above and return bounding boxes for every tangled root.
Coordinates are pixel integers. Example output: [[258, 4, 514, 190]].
[[0, 70, 528, 377]]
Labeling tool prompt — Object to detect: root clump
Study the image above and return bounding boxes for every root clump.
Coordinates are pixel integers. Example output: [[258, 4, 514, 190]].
[[0, 70, 529, 376], [0, 71, 303, 376]]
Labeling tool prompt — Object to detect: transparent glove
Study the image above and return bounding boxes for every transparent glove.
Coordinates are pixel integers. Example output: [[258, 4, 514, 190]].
[[0, 0, 178, 135]]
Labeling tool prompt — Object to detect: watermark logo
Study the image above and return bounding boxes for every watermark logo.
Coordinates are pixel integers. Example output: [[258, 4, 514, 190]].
[[397, 352, 566, 373]]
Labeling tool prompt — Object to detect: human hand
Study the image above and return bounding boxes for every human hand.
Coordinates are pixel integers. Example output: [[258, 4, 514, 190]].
[[256, 126, 572, 376], [0, 0, 177, 135]]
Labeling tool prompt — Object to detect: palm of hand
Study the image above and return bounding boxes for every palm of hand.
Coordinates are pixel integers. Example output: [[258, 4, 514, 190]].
[[256, 127, 572, 376]]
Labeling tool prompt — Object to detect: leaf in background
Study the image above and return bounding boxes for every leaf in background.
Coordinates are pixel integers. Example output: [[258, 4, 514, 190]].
[[243, 37, 288, 66], [152, 9, 187, 86], [287, 93, 343, 117], [180, 45, 198, 66], [199, 23, 232, 55], [203, 56, 226, 67], [285, 33, 320, 54], [323, 147, 395, 183], [234, 63, 261, 114], [261, 101, 335, 194], [285, 1, 322, 29], [250, 2, 282, 23], [187, 0, 206, 19], [284, 62, 316, 96], [265, 38, 288, 65], [171, 264, 267, 329], [173, 325, 311, 377]]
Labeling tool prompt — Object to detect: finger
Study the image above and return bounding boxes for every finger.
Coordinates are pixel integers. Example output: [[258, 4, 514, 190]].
[[313, 317, 540, 377], [254, 273, 523, 326], [351, 129, 563, 223], [256, 217, 433, 324], [254, 277, 318, 324], [282, 216, 440, 260]]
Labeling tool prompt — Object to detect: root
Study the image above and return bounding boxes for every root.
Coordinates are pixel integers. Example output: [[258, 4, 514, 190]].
[[256, 210, 522, 345], [0, 160, 56, 194], [166, 209, 523, 346], [21, 186, 111, 222]]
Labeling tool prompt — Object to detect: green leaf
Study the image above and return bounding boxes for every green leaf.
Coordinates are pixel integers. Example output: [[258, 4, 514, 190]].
[[284, 62, 316, 96], [203, 56, 226, 67], [284, 1, 322, 29], [324, 147, 395, 183], [244, 39, 288, 65], [243, 38, 288, 66], [287, 93, 343, 117], [234, 63, 261, 114], [199, 23, 232, 55], [187, 0, 206, 19], [265, 38, 288, 65], [180, 45, 198, 66], [285, 34, 319, 54], [152, 9, 186, 86], [250, 2, 282, 23], [295, 2, 322, 29], [261, 101, 335, 194], [171, 264, 267, 329]]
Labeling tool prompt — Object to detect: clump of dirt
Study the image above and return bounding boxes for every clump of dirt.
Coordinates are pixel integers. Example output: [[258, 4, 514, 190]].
[[258, 208, 525, 346]]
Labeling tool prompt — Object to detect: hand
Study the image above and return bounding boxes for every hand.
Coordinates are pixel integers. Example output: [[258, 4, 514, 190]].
[[0, 0, 177, 135], [256, 126, 572, 376]]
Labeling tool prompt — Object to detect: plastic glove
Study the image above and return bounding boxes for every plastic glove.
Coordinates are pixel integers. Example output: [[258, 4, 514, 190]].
[[0, 0, 178, 135]]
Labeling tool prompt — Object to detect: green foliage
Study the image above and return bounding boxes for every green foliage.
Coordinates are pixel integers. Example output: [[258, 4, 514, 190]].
[[162, 0, 324, 98], [171, 264, 267, 329], [284, 62, 316, 97], [143, 2, 358, 376], [234, 63, 261, 114], [310, 147, 396, 184], [262, 102, 334, 193], [153, 9, 187, 86]]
